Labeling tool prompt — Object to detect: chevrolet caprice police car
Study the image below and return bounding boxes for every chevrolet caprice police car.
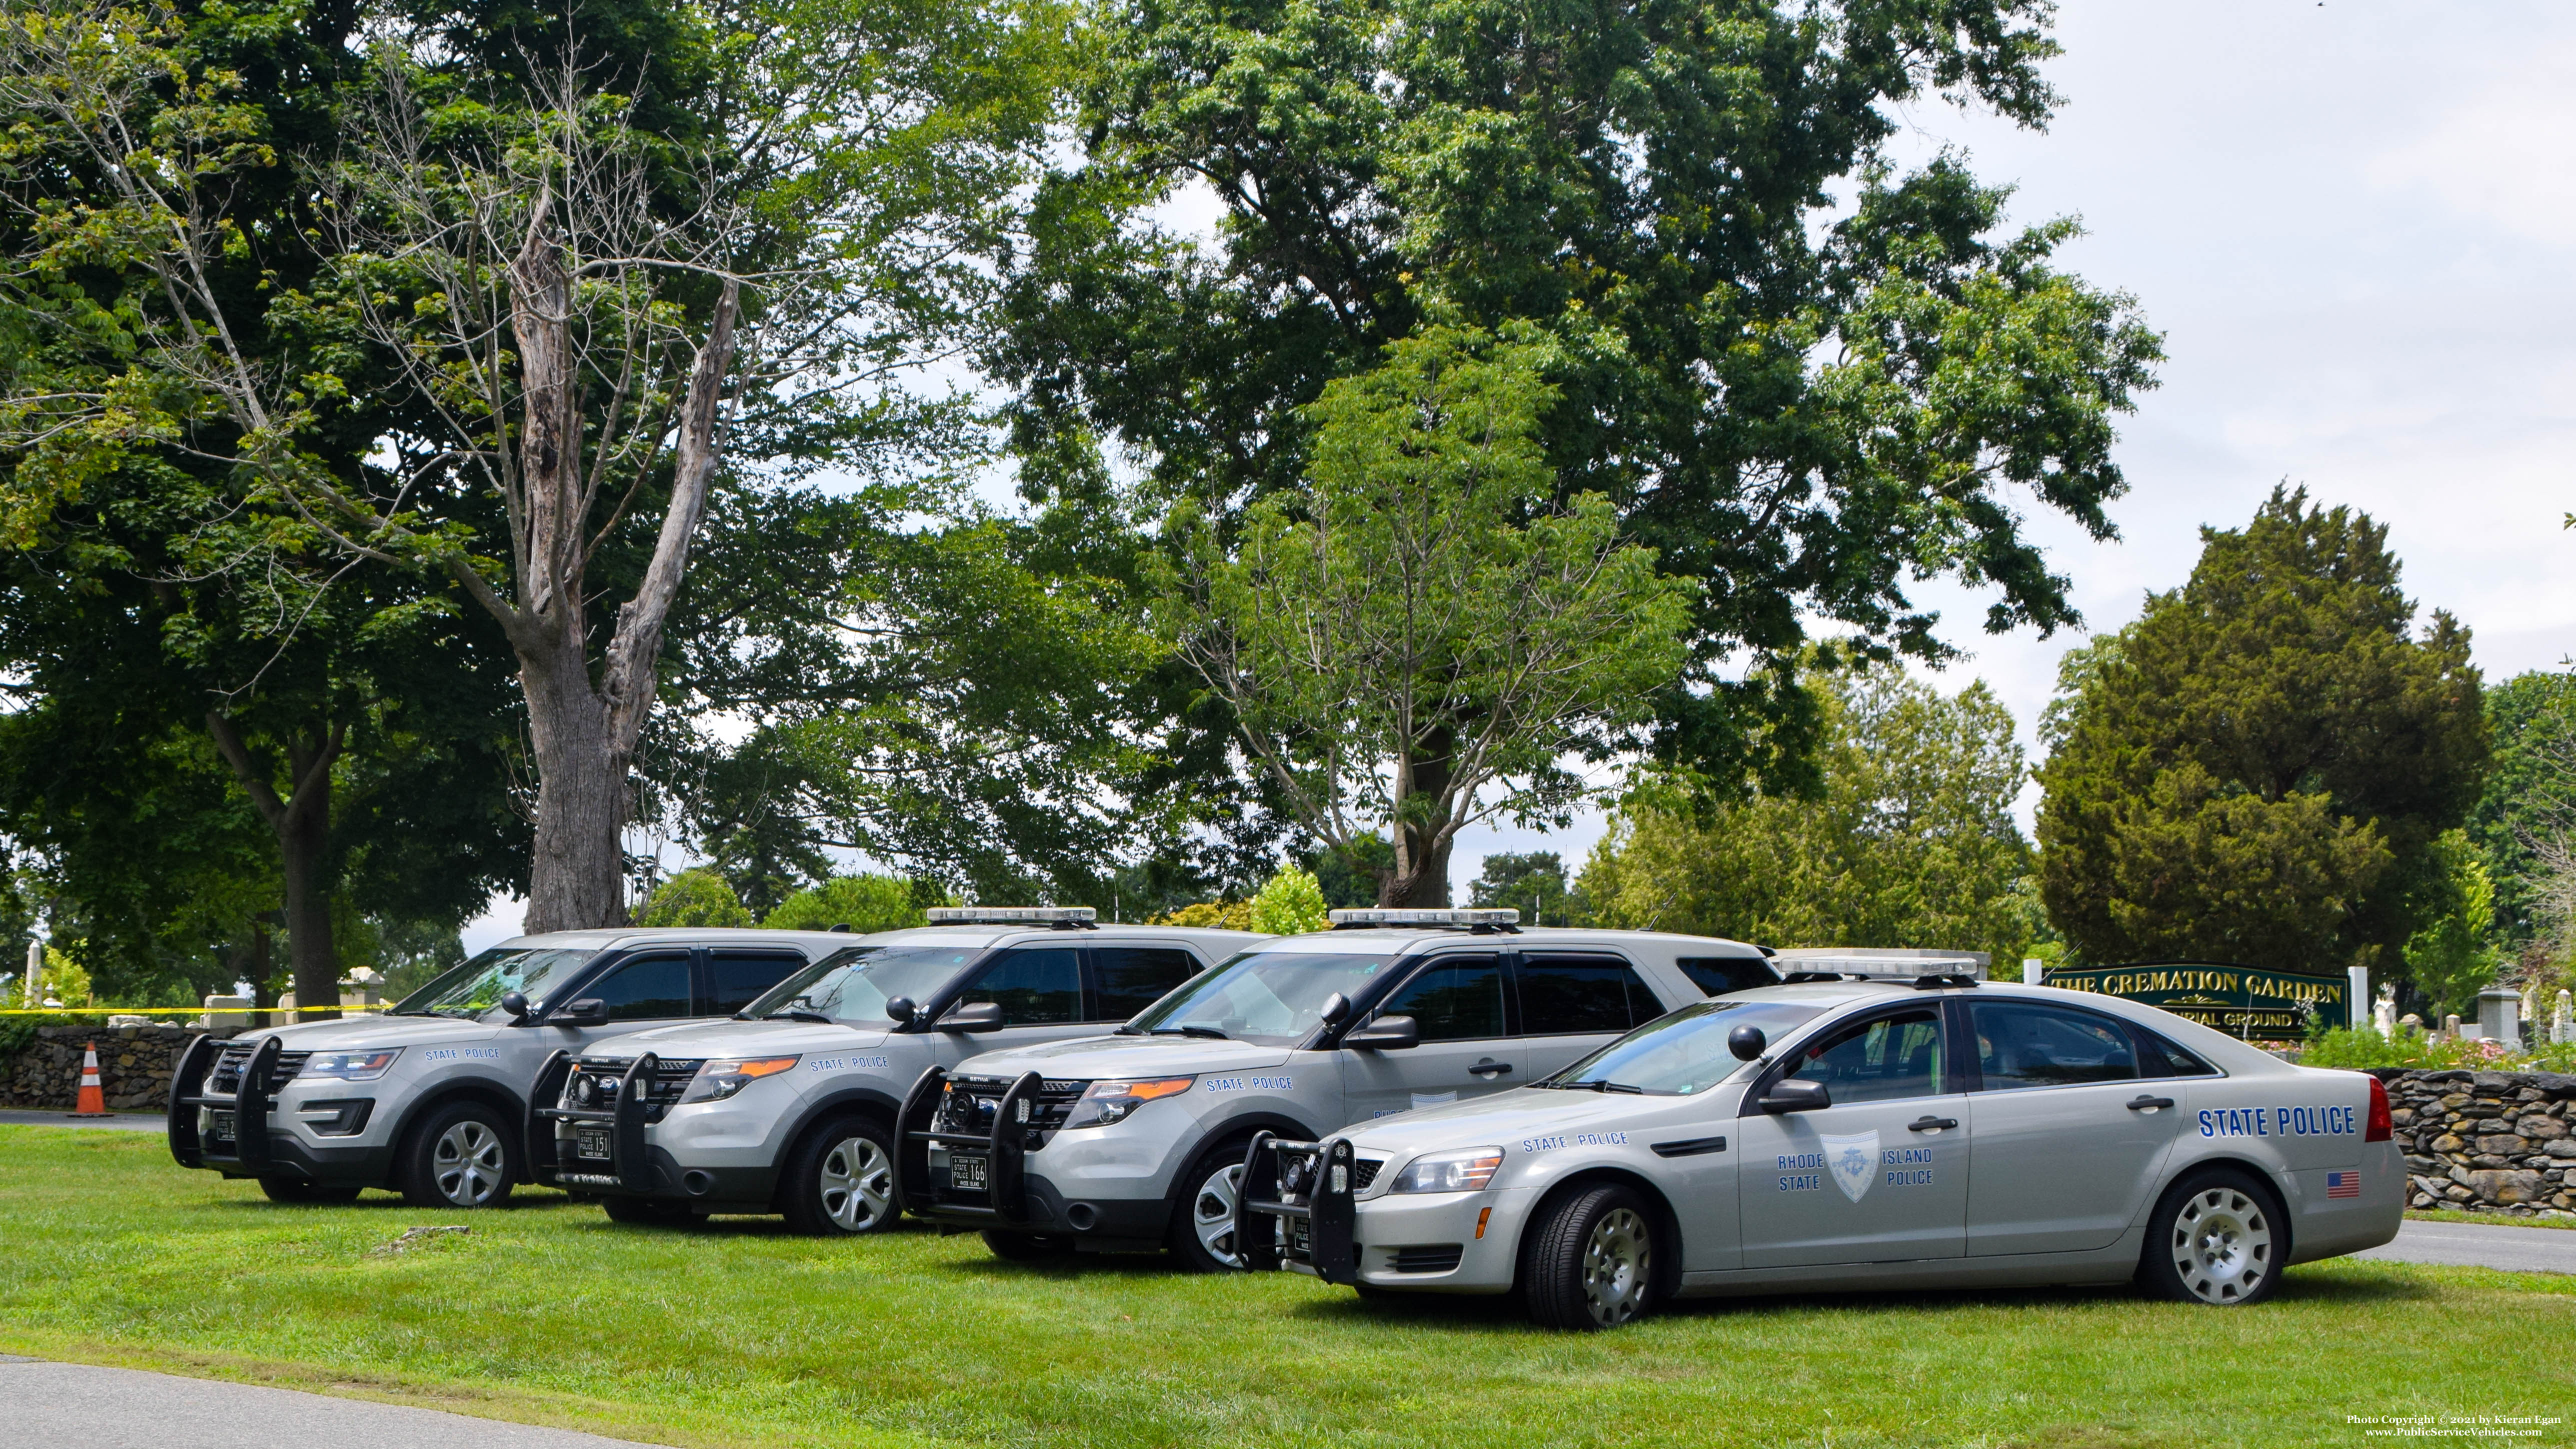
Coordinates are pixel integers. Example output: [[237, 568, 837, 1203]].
[[1237, 974, 2402, 1328], [166, 929, 835, 1206], [894, 910, 1779, 1268], [530, 908, 1258, 1230]]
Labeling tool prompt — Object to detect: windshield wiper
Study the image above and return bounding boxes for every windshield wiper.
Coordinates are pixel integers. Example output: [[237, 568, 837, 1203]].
[[1547, 1078, 1644, 1094], [1152, 1024, 1229, 1040], [765, 1008, 834, 1024]]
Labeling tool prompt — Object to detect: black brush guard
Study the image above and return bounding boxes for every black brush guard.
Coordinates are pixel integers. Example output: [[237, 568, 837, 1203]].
[[167, 1034, 280, 1172], [893, 1066, 1042, 1225], [1235, 1130, 1358, 1284], [533, 1052, 662, 1194]]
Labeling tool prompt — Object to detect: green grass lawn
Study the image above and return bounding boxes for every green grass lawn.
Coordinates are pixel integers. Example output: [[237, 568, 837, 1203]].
[[5, 1126, 2572, 1449]]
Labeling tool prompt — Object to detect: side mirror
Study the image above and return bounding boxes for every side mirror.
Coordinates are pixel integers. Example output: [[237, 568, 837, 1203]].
[[499, 991, 531, 1021], [546, 998, 609, 1027], [1727, 1025, 1767, 1061], [936, 1000, 1005, 1033], [1342, 1014, 1420, 1050], [885, 996, 917, 1024], [1758, 1078, 1831, 1114], [1319, 992, 1351, 1027]]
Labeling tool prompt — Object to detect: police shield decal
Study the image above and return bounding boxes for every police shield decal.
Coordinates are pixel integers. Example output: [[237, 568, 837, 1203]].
[[1820, 1130, 1879, 1204]]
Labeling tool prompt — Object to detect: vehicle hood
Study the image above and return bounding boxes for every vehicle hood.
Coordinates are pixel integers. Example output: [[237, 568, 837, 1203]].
[[1346, 1085, 1736, 1156], [581, 1020, 893, 1060], [954, 1033, 1294, 1078], [240, 1016, 503, 1051]]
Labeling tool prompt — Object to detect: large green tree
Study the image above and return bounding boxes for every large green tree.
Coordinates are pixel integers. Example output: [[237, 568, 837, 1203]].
[[1581, 658, 2033, 962], [2464, 668, 2576, 952], [2035, 488, 2488, 984], [994, 0, 2162, 810]]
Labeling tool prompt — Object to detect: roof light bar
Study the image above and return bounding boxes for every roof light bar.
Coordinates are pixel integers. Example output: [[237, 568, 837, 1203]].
[[1327, 908, 1520, 930], [926, 906, 1098, 926]]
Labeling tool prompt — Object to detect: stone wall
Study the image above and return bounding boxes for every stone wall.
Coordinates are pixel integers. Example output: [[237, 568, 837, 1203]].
[[2378, 1068, 2576, 1221], [3, 1024, 199, 1112]]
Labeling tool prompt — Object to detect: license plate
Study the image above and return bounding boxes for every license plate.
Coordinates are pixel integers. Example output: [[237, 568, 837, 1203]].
[[209, 1110, 235, 1144], [576, 1126, 612, 1161], [949, 1152, 987, 1192]]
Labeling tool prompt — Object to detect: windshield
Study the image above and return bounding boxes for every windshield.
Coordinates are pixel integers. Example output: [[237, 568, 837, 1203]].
[[1128, 950, 1398, 1044], [392, 946, 598, 1020], [1542, 999, 1827, 1096], [745, 944, 984, 1024]]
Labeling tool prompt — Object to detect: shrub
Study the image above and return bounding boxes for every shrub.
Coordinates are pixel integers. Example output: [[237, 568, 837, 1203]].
[[636, 868, 753, 928], [1153, 901, 1254, 931], [2297, 1026, 2576, 1072], [763, 875, 933, 934], [1249, 867, 1330, 936]]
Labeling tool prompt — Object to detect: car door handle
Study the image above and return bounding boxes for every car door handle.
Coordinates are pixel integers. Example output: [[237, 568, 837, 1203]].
[[1468, 1060, 1512, 1077], [1907, 1116, 1958, 1133], [2127, 1095, 2176, 1113]]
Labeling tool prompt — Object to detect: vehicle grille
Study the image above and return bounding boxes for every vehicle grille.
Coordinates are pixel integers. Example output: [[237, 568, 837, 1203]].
[[1352, 1157, 1384, 1192], [943, 1074, 1089, 1148], [567, 1056, 706, 1122], [1389, 1244, 1464, 1274], [206, 1043, 309, 1096]]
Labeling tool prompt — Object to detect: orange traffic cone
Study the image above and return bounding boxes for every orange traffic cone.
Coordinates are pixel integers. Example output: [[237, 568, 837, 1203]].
[[69, 1040, 110, 1118]]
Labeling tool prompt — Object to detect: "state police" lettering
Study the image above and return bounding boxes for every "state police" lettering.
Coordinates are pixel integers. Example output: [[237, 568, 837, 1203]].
[[2197, 1105, 2356, 1138], [1204, 1076, 1292, 1092]]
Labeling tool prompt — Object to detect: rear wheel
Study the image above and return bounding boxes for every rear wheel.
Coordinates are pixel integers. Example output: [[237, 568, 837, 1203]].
[[981, 1230, 1077, 1261], [397, 1102, 517, 1208], [602, 1196, 703, 1227], [1521, 1185, 1658, 1330], [780, 1117, 900, 1236], [258, 1177, 361, 1204], [2139, 1168, 2284, 1306], [1167, 1138, 1253, 1272]]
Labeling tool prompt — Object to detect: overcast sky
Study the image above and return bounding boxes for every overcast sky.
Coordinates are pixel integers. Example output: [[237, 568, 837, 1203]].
[[467, 2, 2576, 946]]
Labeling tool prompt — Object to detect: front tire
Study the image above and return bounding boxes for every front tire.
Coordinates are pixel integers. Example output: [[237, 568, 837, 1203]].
[[397, 1101, 517, 1209], [1167, 1138, 1253, 1272], [781, 1116, 900, 1236], [2139, 1168, 2285, 1306], [1521, 1185, 1658, 1330], [258, 1177, 361, 1204]]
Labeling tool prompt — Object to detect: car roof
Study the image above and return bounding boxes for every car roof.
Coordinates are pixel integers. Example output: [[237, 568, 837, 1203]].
[[1713, 978, 2290, 1073], [494, 927, 870, 950], [1248, 926, 1771, 956]]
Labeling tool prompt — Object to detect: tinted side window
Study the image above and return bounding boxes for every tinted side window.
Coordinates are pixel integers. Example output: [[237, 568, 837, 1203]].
[[1971, 1002, 2139, 1089], [587, 954, 693, 1021], [1376, 954, 1506, 1042], [710, 952, 805, 1016], [2137, 1028, 2219, 1078], [1092, 946, 1201, 1022], [1676, 956, 1777, 997], [1518, 954, 1649, 1034], [1791, 1008, 1946, 1104], [966, 948, 1082, 1025]]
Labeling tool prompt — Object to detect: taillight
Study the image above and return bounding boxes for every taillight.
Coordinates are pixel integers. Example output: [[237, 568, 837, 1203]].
[[2364, 1076, 2392, 1142]]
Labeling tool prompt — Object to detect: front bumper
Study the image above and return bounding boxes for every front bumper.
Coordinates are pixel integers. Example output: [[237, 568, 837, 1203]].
[[529, 1050, 776, 1205], [165, 1034, 394, 1185], [1237, 1132, 1518, 1293]]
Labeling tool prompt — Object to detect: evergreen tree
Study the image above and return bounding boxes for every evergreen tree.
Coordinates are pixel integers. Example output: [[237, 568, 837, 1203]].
[[2035, 488, 2487, 985]]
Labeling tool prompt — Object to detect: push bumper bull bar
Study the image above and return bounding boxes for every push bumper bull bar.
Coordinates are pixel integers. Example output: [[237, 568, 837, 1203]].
[[533, 1052, 664, 1194], [893, 1066, 1043, 1226], [167, 1034, 280, 1172], [1235, 1130, 1358, 1284]]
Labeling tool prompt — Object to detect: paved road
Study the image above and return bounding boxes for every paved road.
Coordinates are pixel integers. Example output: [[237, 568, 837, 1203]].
[[0, 1360, 670, 1448], [0, 1110, 161, 1131], [2354, 1218, 2576, 1275]]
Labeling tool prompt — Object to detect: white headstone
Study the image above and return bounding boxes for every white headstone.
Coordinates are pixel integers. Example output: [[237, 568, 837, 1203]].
[[22, 938, 38, 1008], [2022, 958, 2044, 986], [2444, 1013, 2463, 1040], [2476, 986, 2521, 1046], [2347, 966, 2371, 1034], [2554, 990, 2572, 1046]]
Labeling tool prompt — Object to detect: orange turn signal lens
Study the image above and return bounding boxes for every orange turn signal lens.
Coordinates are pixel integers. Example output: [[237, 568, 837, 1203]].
[[1087, 1076, 1196, 1101], [725, 1056, 801, 1079]]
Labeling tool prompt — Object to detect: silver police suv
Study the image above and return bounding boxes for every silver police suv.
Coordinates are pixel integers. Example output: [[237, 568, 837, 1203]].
[[895, 908, 1776, 1268], [530, 908, 1259, 1230], [166, 929, 841, 1206]]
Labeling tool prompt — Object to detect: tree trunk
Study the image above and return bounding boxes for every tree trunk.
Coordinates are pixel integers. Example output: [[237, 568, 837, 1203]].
[[518, 642, 632, 934], [1380, 729, 1458, 907], [277, 783, 340, 1022]]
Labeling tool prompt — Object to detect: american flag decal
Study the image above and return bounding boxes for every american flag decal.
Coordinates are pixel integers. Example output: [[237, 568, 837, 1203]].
[[2326, 1170, 2360, 1198]]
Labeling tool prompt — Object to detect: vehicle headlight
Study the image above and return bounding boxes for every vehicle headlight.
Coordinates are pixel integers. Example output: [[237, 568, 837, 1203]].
[[1061, 1076, 1195, 1130], [678, 1056, 801, 1104], [1389, 1147, 1505, 1194], [297, 1048, 402, 1082]]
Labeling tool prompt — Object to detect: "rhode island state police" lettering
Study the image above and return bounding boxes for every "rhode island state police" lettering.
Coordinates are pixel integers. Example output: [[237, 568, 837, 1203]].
[[2197, 1104, 2356, 1138], [1775, 1151, 1823, 1192]]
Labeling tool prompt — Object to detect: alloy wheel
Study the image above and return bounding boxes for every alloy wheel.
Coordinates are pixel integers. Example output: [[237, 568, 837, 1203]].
[[433, 1120, 505, 1206], [820, 1136, 894, 1232], [1580, 1207, 1651, 1327], [2170, 1186, 2272, 1304], [1192, 1162, 1245, 1268]]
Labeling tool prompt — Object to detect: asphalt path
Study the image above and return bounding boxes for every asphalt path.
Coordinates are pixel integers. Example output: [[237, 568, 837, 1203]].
[[0, 1360, 670, 1448], [0, 1110, 160, 1130], [2354, 1218, 2576, 1275]]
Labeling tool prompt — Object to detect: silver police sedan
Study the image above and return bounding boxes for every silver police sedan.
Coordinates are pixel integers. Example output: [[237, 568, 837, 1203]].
[[1237, 974, 2401, 1328]]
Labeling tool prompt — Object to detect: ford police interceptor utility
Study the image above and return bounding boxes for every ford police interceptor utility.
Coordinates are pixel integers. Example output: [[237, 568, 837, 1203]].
[[166, 929, 836, 1206], [530, 908, 1258, 1230], [894, 909, 1778, 1269], [1236, 972, 2403, 1328]]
